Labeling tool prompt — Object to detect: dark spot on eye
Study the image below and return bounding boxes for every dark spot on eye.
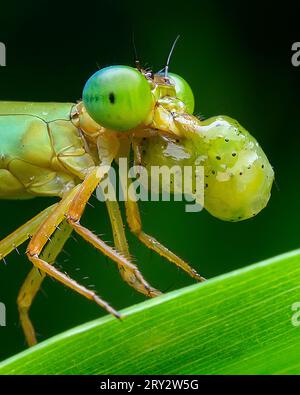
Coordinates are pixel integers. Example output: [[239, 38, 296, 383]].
[[225, 138, 229, 142], [216, 156, 221, 160], [261, 164, 264, 168], [232, 152, 237, 157], [212, 170, 216, 175], [238, 216, 242, 219], [176, 139, 180, 143], [247, 165, 251, 169], [109, 92, 115, 104], [239, 172, 243, 175], [205, 183, 209, 188]]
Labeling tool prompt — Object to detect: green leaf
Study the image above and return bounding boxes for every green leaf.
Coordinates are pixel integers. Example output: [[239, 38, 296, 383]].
[[1, 249, 300, 375]]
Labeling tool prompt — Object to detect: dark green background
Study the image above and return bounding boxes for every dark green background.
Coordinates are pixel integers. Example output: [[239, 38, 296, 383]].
[[0, 0, 299, 360]]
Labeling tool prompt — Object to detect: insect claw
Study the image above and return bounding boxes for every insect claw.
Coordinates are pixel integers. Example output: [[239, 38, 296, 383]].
[[110, 307, 122, 319], [93, 294, 120, 318], [194, 271, 206, 282], [115, 311, 123, 320]]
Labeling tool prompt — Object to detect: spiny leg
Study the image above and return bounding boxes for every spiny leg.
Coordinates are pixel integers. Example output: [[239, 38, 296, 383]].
[[27, 168, 156, 309], [128, 141, 205, 282], [0, 204, 57, 261], [17, 267, 45, 346], [125, 198, 205, 282], [105, 199, 161, 297], [27, 185, 120, 318], [18, 220, 72, 346], [0, 203, 67, 346], [66, 167, 158, 297], [130, 138, 204, 281]]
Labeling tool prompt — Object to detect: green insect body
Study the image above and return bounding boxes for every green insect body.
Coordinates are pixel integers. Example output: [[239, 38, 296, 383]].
[[139, 112, 274, 221], [0, 64, 274, 347], [0, 101, 95, 199]]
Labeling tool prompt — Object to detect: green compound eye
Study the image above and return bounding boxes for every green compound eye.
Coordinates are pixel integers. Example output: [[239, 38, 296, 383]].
[[169, 73, 195, 114], [83, 66, 153, 132]]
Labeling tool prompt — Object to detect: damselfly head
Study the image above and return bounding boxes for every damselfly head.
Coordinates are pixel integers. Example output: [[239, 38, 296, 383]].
[[82, 65, 195, 132], [82, 66, 153, 132]]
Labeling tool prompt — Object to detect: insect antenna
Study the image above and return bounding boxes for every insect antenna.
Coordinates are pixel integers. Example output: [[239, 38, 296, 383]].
[[164, 34, 180, 78], [132, 31, 141, 71]]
